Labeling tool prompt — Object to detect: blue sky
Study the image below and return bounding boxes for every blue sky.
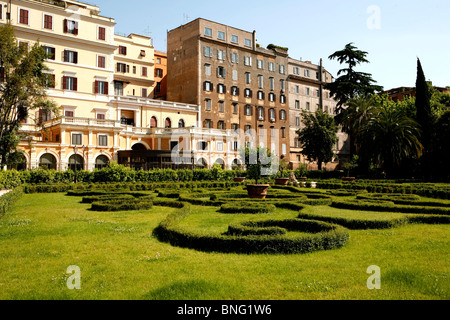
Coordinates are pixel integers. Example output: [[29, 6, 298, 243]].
[[91, 0, 449, 90]]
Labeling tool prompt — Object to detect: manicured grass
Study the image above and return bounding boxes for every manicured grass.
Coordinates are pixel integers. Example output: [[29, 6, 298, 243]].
[[0, 192, 449, 300]]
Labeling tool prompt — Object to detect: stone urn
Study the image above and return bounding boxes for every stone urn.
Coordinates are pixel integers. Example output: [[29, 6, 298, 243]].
[[246, 184, 270, 199], [234, 177, 246, 183], [274, 178, 289, 186]]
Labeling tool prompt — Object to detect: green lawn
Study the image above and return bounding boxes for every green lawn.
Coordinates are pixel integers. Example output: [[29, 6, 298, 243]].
[[0, 192, 449, 300]]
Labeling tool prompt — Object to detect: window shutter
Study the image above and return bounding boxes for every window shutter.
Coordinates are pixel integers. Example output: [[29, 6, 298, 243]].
[[74, 22, 79, 35], [38, 109, 44, 124], [74, 52, 78, 64], [116, 63, 120, 72], [62, 76, 67, 90], [94, 81, 99, 94], [223, 68, 226, 79], [63, 19, 68, 33], [104, 82, 109, 95], [73, 78, 78, 91], [63, 50, 68, 62]]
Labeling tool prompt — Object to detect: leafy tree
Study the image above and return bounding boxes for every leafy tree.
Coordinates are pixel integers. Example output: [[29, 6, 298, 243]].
[[241, 147, 274, 185], [297, 110, 338, 171], [0, 23, 57, 169], [359, 104, 423, 177], [326, 43, 383, 115]]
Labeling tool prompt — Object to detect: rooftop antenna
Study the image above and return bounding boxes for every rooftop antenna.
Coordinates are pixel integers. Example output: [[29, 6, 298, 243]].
[[183, 13, 190, 24]]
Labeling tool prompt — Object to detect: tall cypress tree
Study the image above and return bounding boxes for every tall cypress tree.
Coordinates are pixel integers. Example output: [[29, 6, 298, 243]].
[[415, 58, 433, 149]]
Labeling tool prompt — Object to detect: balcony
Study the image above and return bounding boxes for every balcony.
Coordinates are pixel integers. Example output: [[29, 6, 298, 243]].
[[35, 0, 66, 8]]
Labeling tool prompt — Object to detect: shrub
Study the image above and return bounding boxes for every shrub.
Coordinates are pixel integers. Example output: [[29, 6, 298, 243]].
[[0, 187, 24, 217], [219, 202, 276, 214], [90, 199, 153, 212]]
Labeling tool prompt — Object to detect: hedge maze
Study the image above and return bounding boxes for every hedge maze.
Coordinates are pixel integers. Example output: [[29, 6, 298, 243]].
[[65, 184, 450, 255]]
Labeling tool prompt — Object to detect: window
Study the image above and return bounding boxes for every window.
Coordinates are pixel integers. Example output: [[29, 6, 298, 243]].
[[304, 69, 311, 77], [98, 135, 108, 146], [295, 85, 300, 93], [244, 88, 252, 98], [205, 99, 211, 111], [43, 14, 53, 30], [150, 116, 158, 128], [306, 102, 310, 111], [217, 121, 225, 130], [44, 74, 55, 88], [63, 76, 77, 91], [142, 67, 148, 77], [257, 59, 264, 69], [293, 67, 300, 75], [19, 9, 29, 25], [97, 56, 106, 68], [0, 5, 3, 20], [64, 19, 78, 35], [232, 104, 238, 114], [282, 144, 287, 155], [178, 119, 185, 128], [268, 62, 275, 72], [231, 52, 238, 63], [245, 125, 252, 135], [95, 155, 109, 169], [269, 77, 275, 91], [116, 63, 128, 73], [279, 64, 286, 74], [232, 141, 239, 151], [133, 66, 137, 74], [72, 133, 82, 145], [155, 68, 164, 77], [295, 100, 300, 109], [217, 66, 226, 78], [204, 27, 212, 37], [155, 82, 161, 94], [142, 88, 148, 97], [280, 110, 286, 120], [217, 49, 224, 60], [219, 101, 224, 113], [269, 109, 276, 122], [204, 46, 212, 57], [64, 50, 78, 64], [306, 88, 310, 95], [258, 75, 263, 89], [65, 110, 74, 118], [232, 70, 238, 81], [43, 46, 55, 60], [205, 120, 213, 129], [198, 141, 208, 151], [231, 35, 239, 44], [280, 79, 285, 92], [257, 91, 264, 100], [205, 64, 211, 76], [244, 38, 252, 47], [296, 117, 301, 126], [95, 81, 108, 95], [245, 72, 251, 84], [98, 26, 106, 40], [231, 86, 239, 96], [216, 141, 224, 151], [316, 90, 320, 97], [258, 107, 265, 120], [97, 113, 106, 120], [114, 81, 123, 96], [244, 56, 252, 66], [244, 105, 252, 116], [280, 95, 286, 104], [165, 118, 172, 128], [218, 31, 225, 40], [217, 83, 226, 94], [118, 46, 127, 55], [268, 92, 275, 102]]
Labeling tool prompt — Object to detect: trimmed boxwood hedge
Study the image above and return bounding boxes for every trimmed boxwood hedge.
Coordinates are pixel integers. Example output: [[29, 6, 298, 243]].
[[331, 199, 450, 215], [219, 202, 276, 214], [152, 201, 350, 254], [90, 199, 154, 212], [0, 188, 24, 217]]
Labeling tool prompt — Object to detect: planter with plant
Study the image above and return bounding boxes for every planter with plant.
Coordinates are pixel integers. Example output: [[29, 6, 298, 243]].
[[243, 147, 274, 199], [274, 156, 289, 186], [341, 155, 358, 182]]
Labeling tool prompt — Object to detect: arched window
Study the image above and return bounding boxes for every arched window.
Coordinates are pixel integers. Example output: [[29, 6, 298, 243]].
[[165, 118, 172, 128], [95, 155, 109, 170], [178, 119, 185, 128], [39, 153, 57, 170], [68, 154, 83, 171], [280, 109, 286, 120], [150, 116, 157, 128]]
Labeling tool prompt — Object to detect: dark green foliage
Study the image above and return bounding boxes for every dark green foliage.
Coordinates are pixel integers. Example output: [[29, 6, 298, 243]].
[[297, 110, 338, 171], [90, 199, 153, 212]]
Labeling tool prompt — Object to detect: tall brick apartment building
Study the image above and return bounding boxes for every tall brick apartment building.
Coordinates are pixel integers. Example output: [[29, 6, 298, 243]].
[[167, 18, 291, 162]]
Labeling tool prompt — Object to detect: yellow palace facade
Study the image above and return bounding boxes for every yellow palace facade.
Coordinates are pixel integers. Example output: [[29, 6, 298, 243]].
[[1, 0, 240, 171]]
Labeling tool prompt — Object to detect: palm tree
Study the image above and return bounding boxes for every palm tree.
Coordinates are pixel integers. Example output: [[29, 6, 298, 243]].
[[360, 104, 423, 176], [340, 94, 378, 157]]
